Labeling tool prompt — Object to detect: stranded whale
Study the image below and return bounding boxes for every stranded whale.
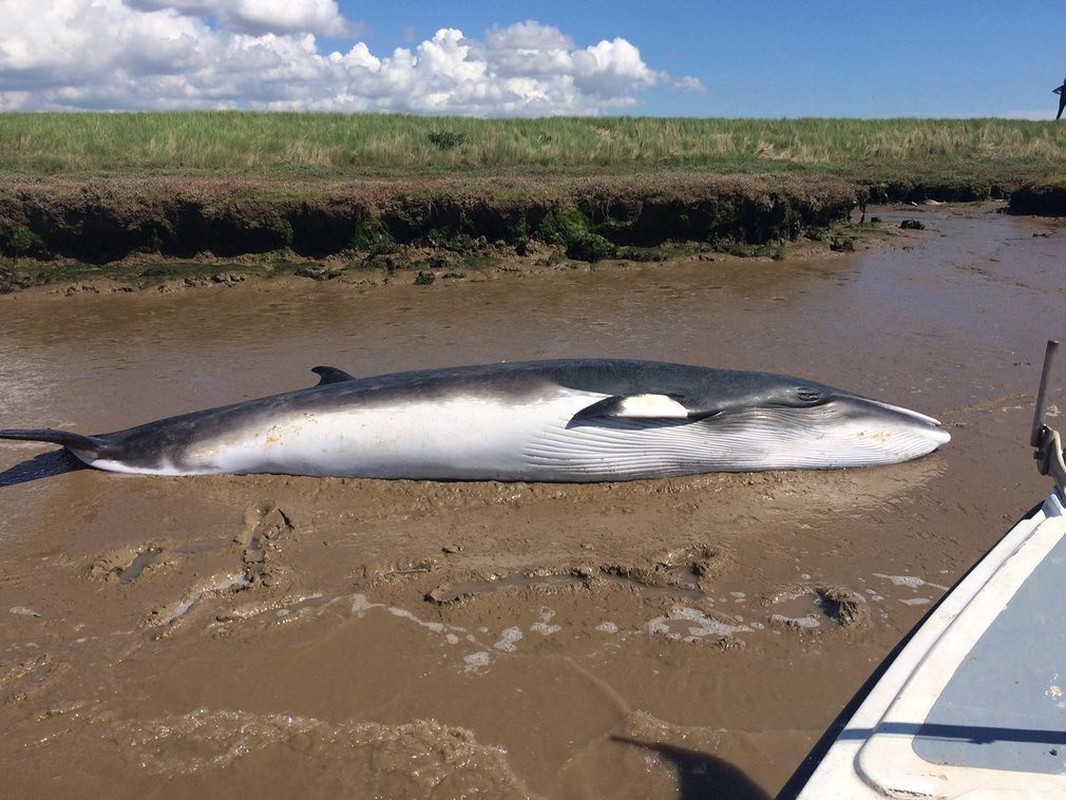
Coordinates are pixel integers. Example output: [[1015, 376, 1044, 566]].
[[0, 359, 949, 481]]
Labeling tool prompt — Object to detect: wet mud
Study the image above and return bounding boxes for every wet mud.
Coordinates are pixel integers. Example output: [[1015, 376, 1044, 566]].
[[1, 202, 1064, 798]]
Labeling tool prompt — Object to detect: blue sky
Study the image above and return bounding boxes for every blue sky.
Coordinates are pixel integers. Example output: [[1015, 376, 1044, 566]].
[[3, 1, 1065, 118]]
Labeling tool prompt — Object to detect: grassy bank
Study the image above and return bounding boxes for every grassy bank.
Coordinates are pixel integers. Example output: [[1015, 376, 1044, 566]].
[[1, 113, 1063, 291], [2, 113, 1064, 191]]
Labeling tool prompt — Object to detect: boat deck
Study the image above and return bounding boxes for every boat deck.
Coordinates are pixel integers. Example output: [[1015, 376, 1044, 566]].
[[792, 490, 1066, 798]]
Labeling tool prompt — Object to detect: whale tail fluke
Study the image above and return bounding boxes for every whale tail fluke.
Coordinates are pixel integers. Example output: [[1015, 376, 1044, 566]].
[[0, 428, 109, 459]]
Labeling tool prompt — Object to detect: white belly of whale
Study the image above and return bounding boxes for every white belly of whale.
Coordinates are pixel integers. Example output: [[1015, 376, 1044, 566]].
[[172, 388, 612, 479]]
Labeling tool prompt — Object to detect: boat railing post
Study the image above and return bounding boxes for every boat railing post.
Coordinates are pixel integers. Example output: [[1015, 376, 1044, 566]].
[[1031, 340, 1066, 493], [1031, 340, 1059, 447]]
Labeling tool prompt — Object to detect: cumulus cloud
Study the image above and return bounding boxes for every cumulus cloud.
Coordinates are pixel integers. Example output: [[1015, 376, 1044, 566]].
[[128, 0, 354, 36], [0, 3, 704, 114]]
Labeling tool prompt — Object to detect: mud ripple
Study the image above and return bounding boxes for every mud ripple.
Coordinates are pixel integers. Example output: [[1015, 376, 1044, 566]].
[[100, 710, 535, 797], [1, 653, 72, 705]]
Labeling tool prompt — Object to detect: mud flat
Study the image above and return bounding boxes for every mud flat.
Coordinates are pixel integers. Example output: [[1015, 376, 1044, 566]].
[[1, 202, 1064, 798]]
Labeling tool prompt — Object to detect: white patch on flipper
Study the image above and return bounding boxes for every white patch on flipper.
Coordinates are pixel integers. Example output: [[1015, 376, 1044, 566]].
[[613, 394, 690, 419]]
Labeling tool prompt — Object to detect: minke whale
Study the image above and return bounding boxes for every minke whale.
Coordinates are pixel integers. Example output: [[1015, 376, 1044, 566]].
[[0, 359, 949, 481]]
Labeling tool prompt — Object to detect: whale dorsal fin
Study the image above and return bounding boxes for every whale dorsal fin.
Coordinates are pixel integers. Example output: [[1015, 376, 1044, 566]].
[[311, 366, 357, 386], [570, 393, 693, 424]]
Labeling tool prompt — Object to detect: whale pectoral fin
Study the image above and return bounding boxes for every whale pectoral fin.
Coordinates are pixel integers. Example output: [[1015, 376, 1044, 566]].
[[311, 366, 357, 386], [569, 393, 694, 425]]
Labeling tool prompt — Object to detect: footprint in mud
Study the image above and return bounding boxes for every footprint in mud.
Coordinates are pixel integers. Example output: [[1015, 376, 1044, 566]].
[[425, 571, 588, 605], [146, 572, 252, 633], [238, 504, 294, 587], [763, 584, 869, 631], [424, 544, 725, 606], [143, 505, 295, 635], [89, 545, 165, 584], [360, 557, 440, 585], [602, 544, 728, 595], [646, 544, 729, 587]]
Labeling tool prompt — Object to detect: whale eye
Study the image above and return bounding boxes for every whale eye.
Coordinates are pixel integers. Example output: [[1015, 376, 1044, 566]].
[[795, 386, 824, 404]]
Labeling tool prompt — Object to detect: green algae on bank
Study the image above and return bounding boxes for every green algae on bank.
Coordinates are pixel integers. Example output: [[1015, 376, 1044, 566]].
[[0, 216, 904, 296], [0, 173, 856, 279]]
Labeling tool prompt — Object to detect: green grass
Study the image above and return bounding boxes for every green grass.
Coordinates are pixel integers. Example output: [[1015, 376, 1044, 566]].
[[2, 112, 1064, 187]]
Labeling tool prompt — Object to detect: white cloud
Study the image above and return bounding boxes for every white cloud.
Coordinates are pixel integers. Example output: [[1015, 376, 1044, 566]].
[[128, 0, 354, 36], [222, 0, 351, 36], [0, 4, 705, 114], [484, 20, 575, 78], [572, 38, 658, 99]]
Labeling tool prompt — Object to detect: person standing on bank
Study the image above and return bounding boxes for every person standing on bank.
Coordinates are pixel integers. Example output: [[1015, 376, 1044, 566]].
[[1054, 77, 1066, 120]]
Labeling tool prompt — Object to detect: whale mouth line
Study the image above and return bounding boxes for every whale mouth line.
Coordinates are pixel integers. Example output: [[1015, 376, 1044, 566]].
[[860, 397, 945, 428]]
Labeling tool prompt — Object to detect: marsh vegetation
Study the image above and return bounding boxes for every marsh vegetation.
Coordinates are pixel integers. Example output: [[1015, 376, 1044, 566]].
[[0, 113, 1062, 289], [2, 113, 1063, 191]]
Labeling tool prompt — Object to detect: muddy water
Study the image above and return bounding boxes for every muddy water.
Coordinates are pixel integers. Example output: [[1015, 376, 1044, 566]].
[[1, 203, 1064, 799]]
